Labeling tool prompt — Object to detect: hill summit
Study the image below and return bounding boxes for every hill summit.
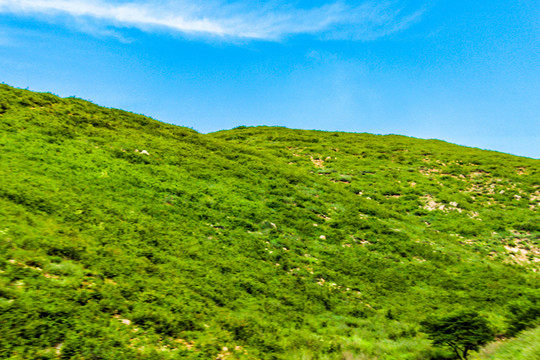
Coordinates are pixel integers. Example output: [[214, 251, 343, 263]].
[[1, 84, 539, 359]]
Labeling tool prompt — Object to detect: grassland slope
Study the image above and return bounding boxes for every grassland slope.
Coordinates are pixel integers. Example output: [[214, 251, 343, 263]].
[[1, 84, 539, 359]]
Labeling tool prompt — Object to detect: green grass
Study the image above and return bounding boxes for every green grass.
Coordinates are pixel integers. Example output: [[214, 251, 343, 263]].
[[474, 326, 540, 360], [1, 83, 540, 359]]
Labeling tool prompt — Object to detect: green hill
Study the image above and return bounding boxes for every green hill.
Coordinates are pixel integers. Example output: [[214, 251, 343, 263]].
[[1, 84, 539, 359]]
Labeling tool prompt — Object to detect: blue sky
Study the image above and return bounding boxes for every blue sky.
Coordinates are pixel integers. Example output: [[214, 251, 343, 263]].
[[0, 0, 538, 158]]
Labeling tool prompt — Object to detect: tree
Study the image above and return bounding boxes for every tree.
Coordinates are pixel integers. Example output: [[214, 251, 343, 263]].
[[421, 310, 494, 360]]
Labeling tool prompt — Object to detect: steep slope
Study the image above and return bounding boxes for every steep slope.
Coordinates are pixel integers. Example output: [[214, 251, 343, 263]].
[[1, 84, 539, 360]]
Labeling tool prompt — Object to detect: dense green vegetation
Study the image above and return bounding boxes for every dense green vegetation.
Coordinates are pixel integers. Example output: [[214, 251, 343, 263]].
[[1, 84, 539, 359]]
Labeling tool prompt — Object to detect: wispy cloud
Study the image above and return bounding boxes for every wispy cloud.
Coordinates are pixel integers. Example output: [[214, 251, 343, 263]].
[[0, 0, 424, 41]]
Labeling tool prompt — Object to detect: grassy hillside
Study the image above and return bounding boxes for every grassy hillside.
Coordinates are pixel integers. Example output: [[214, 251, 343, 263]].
[[1, 84, 539, 359]]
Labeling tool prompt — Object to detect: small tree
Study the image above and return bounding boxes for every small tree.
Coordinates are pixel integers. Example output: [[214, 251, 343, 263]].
[[421, 310, 494, 360]]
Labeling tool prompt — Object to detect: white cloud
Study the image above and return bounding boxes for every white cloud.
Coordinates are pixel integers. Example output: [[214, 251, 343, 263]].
[[0, 0, 423, 41]]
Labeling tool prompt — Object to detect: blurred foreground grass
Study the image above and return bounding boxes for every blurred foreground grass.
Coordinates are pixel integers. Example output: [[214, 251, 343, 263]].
[[475, 326, 540, 360]]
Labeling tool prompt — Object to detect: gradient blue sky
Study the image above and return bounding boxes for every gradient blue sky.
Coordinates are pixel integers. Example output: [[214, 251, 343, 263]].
[[0, 0, 538, 158]]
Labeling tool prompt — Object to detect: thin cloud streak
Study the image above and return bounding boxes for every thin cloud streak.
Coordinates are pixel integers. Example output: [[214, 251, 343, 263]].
[[0, 0, 423, 40]]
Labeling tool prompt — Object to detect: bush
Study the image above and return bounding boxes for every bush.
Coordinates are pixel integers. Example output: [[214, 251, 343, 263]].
[[506, 297, 540, 336]]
